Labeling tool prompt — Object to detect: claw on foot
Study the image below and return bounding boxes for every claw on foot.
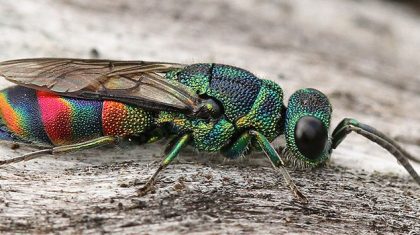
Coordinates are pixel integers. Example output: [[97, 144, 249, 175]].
[[137, 180, 156, 196], [294, 188, 309, 204]]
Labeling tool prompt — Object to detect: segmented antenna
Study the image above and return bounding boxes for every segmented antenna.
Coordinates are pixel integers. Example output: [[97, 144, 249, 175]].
[[332, 118, 420, 185]]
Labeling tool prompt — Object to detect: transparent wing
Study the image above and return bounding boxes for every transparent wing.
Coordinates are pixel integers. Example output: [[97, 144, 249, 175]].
[[0, 58, 203, 114]]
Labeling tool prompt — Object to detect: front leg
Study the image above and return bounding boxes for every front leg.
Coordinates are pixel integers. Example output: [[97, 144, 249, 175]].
[[221, 132, 252, 159], [249, 130, 308, 204], [221, 130, 307, 203]]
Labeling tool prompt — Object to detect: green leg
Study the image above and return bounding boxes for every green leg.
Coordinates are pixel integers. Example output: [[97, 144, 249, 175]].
[[221, 132, 252, 159], [134, 128, 168, 144], [332, 118, 420, 185], [0, 136, 118, 166], [249, 130, 308, 204], [138, 133, 191, 196]]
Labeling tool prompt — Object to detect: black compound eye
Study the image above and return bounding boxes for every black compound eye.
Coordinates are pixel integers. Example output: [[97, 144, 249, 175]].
[[294, 116, 328, 160]]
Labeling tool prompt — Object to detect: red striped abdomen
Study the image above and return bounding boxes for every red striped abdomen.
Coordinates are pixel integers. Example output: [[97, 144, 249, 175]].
[[0, 86, 156, 146]]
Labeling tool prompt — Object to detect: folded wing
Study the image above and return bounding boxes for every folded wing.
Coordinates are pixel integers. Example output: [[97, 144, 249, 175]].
[[0, 58, 203, 114]]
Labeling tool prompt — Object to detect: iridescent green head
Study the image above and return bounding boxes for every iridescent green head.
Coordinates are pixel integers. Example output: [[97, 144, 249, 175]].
[[284, 88, 332, 167]]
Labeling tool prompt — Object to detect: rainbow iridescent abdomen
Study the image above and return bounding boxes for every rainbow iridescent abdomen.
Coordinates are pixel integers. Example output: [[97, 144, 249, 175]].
[[0, 86, 156, 146]]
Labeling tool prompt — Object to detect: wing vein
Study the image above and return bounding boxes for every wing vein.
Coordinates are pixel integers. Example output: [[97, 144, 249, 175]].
[[0, 58, 201, 115]]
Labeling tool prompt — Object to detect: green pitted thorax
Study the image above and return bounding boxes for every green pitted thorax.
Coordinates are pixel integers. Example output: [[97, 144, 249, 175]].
[[162, 64, 285, 153]]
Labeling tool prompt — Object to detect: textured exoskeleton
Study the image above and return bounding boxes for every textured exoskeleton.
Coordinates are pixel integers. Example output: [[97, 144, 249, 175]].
[[0, 58, 418, 203]]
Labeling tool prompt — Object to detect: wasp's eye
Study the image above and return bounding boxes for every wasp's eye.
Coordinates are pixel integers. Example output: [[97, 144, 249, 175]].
[[294, 116, 328, 159]]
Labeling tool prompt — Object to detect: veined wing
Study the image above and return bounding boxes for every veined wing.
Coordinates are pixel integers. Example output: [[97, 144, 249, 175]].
[[0, 58, 203, 114]]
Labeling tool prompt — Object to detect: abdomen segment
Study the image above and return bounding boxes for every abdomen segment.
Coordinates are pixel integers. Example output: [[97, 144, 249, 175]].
[[0, 86, 52, 145], [0, 86, 156, 146], [37, 90, 103, 145]]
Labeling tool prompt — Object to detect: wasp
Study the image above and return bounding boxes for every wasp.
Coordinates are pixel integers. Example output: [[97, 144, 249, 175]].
[[0, 58, 418, 203]]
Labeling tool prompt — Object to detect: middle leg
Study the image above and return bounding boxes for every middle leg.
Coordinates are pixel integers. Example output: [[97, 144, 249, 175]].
[[138, 133, 191, 195]]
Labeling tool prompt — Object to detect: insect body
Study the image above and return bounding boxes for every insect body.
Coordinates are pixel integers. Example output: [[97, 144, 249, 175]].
[[0, 58, 418, 203]]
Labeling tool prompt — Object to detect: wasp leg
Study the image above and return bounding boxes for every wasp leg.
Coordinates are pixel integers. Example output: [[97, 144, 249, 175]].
[[0, 136, 118, 166], [331, 118, 420, 185], [221, 132, 252, 159], [249, 130, 308, 204], [138, 133, 191, 196], [10, 143, 20, 150], [133, 128, 169, 145]]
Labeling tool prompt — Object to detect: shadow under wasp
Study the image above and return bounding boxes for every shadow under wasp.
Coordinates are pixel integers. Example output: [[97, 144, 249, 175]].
[[0, 58, 418, 203]]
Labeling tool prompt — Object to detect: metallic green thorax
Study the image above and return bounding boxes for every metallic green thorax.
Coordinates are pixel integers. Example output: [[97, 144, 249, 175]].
[[161, 64, 284, 154]]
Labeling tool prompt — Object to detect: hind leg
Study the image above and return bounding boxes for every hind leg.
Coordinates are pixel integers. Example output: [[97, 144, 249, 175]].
[[0, 136, 118, 165]]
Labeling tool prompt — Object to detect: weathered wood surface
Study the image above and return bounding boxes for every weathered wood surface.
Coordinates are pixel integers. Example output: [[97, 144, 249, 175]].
[[0, 0, 419, 234]]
